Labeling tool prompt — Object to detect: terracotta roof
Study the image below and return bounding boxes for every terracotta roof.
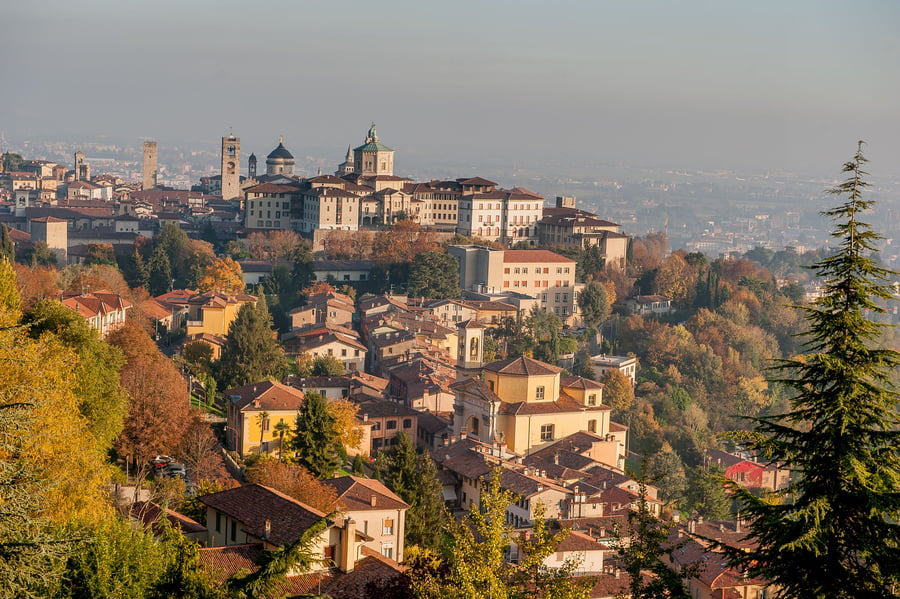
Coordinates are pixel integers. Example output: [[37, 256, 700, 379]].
[[131, 501, 207, 535], [323, 476, 409, 512], [483, 355, 562, 376], [502, 249, 574, 264], [561, 375, 605, 391], [325, 549, 405, 599], [199, 543, 336, 593], [500, 468, 568, 499], [457, 177, 498, 186], [30, 216, 68, 223], [198, 484, 326, 547], [224, 380, 305, 412]]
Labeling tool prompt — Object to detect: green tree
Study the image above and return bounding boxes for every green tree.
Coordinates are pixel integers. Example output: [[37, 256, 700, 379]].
[[572, 349, 595, 380], [1, 224, 14, 262], [684, 465, 731, 521], [616, 473, 694, 599], [413, 471, 589, 599], [309, 354, 346, 376], [375, 433, 445, 551], [1, 152, 25, 172], [226, 514, 332, 599], [148, 245, 172, 296], [291, 392, 342, 479], [577, 280, 611, 329], [352, 452, 366, 475], [217, 302, 288, 389], [256, 410, 270, 454], [150, 521, 223, 599], [273, 420, 291, 462], [28, 241, 56, 268], [122, 245, 150, 289], [730, 143, 900, 597], [407, 251, 460, 299], [23, 299, 128, 449]]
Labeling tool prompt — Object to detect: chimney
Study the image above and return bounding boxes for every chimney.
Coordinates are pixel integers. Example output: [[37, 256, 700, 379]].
[[735, 512, 741, 534], [553, 452, 559, 466], [370, 495, 377, 507], [339, 518, 356, 573], [264, 519, 271, 539]]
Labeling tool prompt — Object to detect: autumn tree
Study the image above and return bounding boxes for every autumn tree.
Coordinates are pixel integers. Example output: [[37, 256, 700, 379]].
[[109, 321, 193, 470], [245, 457, 339, 513], [176, 414, 222, 482], [216, 301, 287, 389], [599, 368, 635, 413], [730, 143, 900, 598], [374, 433, 445, 551], [407, 251, 460, 299], [198, 257, 245, 294], [23, 299, 128, 449], [84, 243, 116, 266], [291, 392, 342, 479]]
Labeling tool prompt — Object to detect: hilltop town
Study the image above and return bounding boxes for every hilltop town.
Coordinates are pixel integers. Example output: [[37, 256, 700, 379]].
[[0, 129, 895, 598]]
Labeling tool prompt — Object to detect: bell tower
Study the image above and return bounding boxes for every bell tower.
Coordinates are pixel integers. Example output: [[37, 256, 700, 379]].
[[248, 153, 257, 179], [221, 135, 240, 200], [456, 319, 486, 377]]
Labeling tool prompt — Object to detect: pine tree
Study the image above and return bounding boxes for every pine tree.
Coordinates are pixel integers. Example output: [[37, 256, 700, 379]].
[[291, 392, 342, 479], [730, 143, 900, 597], [375, 433, 445, 551], [148, 245, 172, 295], [216, 301, 287, 389], [124, 245, 150, 289]]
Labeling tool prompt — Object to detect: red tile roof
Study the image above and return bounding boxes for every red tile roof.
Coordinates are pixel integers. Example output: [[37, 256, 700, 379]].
[[198, 484, 326, 547], [224, 380, 306, 413], [323, 476, 409, 512], [483, 355, 562, 376]]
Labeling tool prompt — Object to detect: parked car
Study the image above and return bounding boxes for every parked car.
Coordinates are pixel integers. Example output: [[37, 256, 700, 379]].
[[163, 463, 186, 478], [151, 455, 173, 471]]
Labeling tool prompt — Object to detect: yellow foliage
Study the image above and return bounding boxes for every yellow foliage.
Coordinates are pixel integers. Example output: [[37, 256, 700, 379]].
[[0, 324, 113, 524], [198, 257, 245, 294], [328, 398, 363, 450]]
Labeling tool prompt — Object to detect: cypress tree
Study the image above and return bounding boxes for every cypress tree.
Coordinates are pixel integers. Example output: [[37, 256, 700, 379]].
[[1, 224, 14, 262], [148, 245, 172, 296], [216, 301, 287, 390], [730, 142, 900, 597], [291, 392, 342, 479], [375, 433, 445, 551]]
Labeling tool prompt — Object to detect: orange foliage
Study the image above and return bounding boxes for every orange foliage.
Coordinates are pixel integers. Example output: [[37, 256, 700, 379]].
[[245, 458, 339, 513], [108, 321, 193, 467], [13, 263, 59, 309]]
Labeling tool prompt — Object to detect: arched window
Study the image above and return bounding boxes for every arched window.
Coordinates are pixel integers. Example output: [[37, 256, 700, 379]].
[[470, 336, 479, 358]]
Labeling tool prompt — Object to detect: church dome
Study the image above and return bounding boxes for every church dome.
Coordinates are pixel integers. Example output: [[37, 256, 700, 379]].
[[267, 142, 293, 160]]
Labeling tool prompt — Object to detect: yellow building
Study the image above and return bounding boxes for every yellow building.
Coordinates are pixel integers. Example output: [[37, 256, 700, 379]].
[[452, 356, 617, 456], [224, 381, 305, 457], [186, 291, 257, 338]]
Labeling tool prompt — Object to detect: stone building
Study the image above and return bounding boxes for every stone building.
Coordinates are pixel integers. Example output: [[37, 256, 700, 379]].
[[142, 141, 158, 190]]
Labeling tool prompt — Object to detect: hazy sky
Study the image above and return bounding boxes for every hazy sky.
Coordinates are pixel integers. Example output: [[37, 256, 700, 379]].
[[3, 0, 899, 176]]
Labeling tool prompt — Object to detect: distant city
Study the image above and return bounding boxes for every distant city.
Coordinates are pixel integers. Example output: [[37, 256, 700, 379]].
[[6, 129, 899, 266]]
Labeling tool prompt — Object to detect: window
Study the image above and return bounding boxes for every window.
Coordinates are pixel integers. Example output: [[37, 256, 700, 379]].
[[588, 393, 597, 406], [386, 420, 397, 430], [514, 267, 520, 274], [555, 293, 561, 302], [382, 545, 394, 560], [383, 518, 394, 535], [588, 419, 597, 433], [522, 267, 528, 274], [403, 418, 412, 429], [540, 424, 554, 442], [355, 349, 360, 357], [562, 294, 568, 302], [230, 520, 236, 542], [215, 512, 221, 532], [536, 386, 545, 400], [341, 349, 347, 357]]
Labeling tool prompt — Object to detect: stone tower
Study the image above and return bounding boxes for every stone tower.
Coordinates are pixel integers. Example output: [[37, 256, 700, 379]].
[[74, 151, 90, 181], [248, 153, 257, 179], [142, 141, 158, 190], [30, 216, 68, 265], [456, 319, 486, 376], [353, 123, 393, 177], [221, 136, 241, 200], [335, 145, 354, 176]]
